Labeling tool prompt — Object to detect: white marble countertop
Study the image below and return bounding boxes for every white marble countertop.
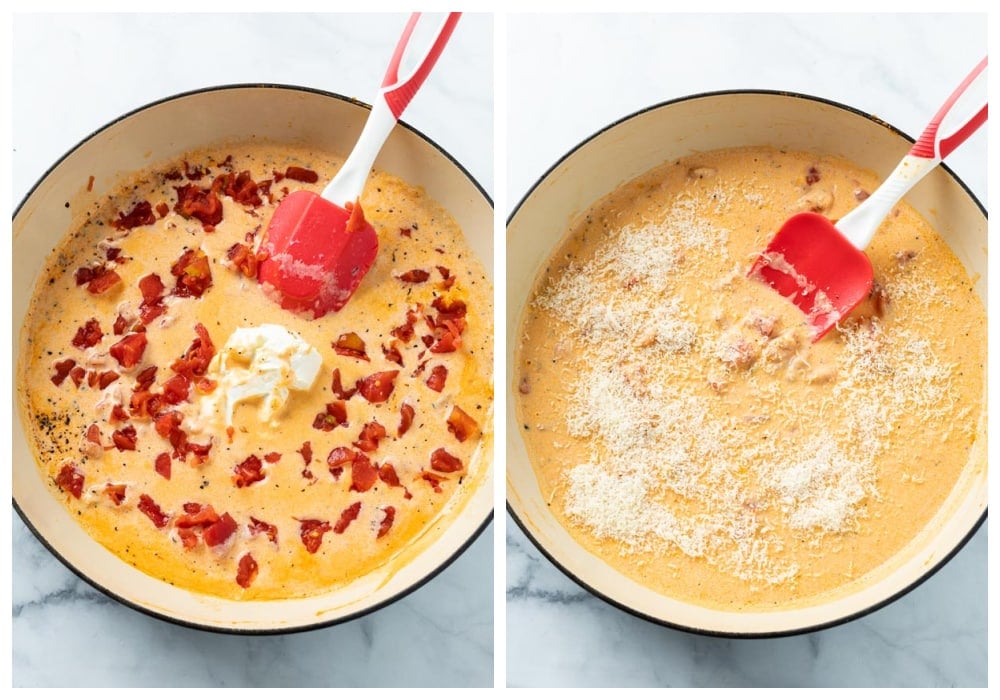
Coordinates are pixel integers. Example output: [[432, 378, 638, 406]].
[[506, 12, 987, 688], [12, 12, 493, 688]]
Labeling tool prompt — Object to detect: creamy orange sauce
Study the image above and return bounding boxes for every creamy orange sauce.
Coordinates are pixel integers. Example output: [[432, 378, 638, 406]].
[[19, 141, 492, 600], [516, 147, 985, 611]]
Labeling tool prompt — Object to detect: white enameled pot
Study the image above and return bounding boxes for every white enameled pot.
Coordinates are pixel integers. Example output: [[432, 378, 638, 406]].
[[14, 85, 494, 633], [506, 90, 986, 637]]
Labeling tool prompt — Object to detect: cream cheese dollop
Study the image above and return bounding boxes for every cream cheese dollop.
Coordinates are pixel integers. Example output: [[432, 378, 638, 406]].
[[201, 324, 322, 427]]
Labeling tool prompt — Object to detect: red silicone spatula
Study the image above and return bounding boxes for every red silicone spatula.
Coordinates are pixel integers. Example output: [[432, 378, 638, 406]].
[[750, 57, 987, 341], [258, 12, 461, 318]]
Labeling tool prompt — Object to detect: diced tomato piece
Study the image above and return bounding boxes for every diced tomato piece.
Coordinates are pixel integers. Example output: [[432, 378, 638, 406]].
[[382, 342, 404, 367], [97, 370, 119, 389], [248, 516, 278, 544], [264, 451, 281, 463], [236, 552, 258, 589], [202, 512, 237, 547], [356, 370, 398, 403], [154, 410, 184, 438], [378, 463, 412, 500], [71, 318, 103, 349], [112, 425, 138, 451], [313, 401, 348, 431], [398, 402, 415, 437], [447, 405, 479, 443], [258, 179, 275, 204], [185, 440, 213, 466], [174, 503, 221, 529], [165, 423, 188, 456], [421, 471, 445, 493], [183, 161, 205, 180], [331, 368, 357, 400], [109, 404, 129, 424], [352, 420, 387, 453], [103, 483, 127, 506], [174, 184, 223, 229], [233, 454, 265, 487], [377, 506, 396, 538], [430, 447, 464, 473], [87, 269, 123, 295], [397, 269, 430, 283], [297, 441, 313, 465], [226, 242, 266, 279], [112, 313, 128, 335], [333, 502, 362, 534], [378, 462, 402, 488], [391, 322, 414, 343], [327, 446, 354, 480], [51, 358, 76, 386], [137, 273, 167, 323], [138, 494, 170, 528], [55, 463, 85, 499], [429, 326, 462, 354], [426, 364, 448, 392], [156, 202, 170, 218], [161, 373, 191, 404], [109, 332, 147, 369], [177, 528, 199, 549], [297, 518, 332, 554], [284, 166, 318, 183], [154, 452, 172, 480], [333, 332, 369, 361], [196, 377, 217, 394], [349, 452, 378, 493], [134, 365, 158, 392], [344, 199, 368, 234], [171, 248, 213, 297], [138, 273, 166, 303], [216, 170, 263, 208], [69, 366, 86, 387], [113, 200, 156, 230], [431, 296, 467, 322], [390, 305, 421, 343], [171, 323, 215, 378], [74, 266, 96, 286], [327, 446, 356, 466]]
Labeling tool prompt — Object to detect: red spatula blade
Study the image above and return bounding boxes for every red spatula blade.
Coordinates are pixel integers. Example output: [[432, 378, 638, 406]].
[[749, 212, 874, 341], [257, 190, 379, 319]]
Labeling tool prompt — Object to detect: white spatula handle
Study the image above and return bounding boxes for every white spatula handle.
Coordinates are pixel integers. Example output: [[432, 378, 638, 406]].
[[837, 57, 987, 251], [323, 13, 461, 207]]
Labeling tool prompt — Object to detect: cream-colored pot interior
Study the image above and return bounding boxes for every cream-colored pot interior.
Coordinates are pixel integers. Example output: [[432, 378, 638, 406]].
[[14, 86, 494, 632], [506, 92, 986, 636]]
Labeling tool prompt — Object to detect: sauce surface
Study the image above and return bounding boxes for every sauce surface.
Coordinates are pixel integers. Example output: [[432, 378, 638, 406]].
[[20, 141, 493, 600], [515, 146, 985, 611]]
